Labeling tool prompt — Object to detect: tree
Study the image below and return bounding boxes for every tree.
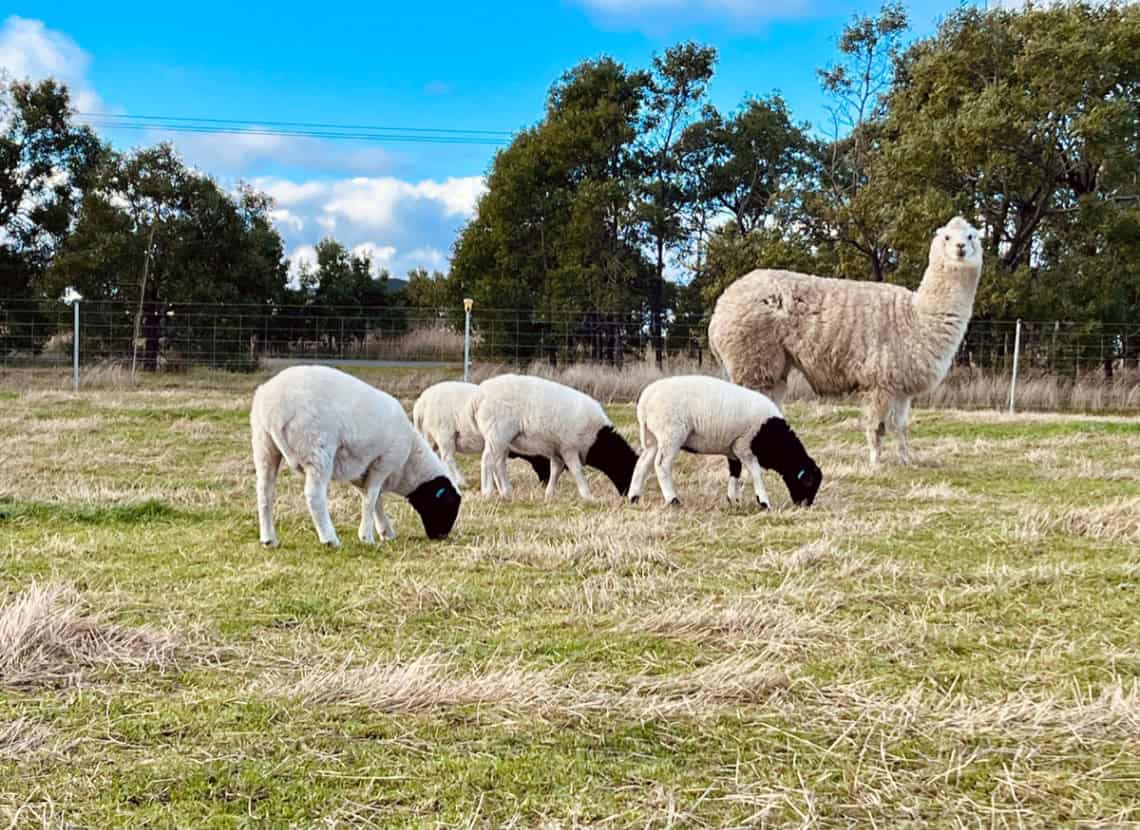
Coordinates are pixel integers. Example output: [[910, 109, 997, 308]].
[[45, 144, 289, 369], [637, 42, 717, 366], [0, 78, 103, 354], [804, 2, 909, 282], [450, 57, 652, 362], [875, 1, 1140, 325]]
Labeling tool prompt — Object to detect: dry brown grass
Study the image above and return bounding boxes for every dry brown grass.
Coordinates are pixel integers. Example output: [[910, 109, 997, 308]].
[[0, 718, 54, 760], [280, 652, 561, 715], [0, 582, 179, 689], [1014, 496, 1140, 544], [364, 324, 469, 361]]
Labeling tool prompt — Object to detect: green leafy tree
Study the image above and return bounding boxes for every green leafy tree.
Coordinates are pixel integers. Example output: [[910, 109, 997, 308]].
[[637, 42, 717, 365], [45, 144, 288, 368]]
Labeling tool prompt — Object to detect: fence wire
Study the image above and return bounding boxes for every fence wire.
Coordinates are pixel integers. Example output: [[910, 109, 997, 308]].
[[1, 299, 1138, 379]]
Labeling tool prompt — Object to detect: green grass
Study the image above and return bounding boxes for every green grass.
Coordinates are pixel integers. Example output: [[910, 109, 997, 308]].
[[1, 383, 1139, 827]]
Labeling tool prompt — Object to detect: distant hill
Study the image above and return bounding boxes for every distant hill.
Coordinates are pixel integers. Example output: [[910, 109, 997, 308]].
[[384, 278, 408, 294]]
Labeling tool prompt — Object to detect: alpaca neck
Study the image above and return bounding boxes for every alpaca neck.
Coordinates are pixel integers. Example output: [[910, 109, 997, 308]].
[[913, 260, 980, 324], [392, 433, 447, 496]]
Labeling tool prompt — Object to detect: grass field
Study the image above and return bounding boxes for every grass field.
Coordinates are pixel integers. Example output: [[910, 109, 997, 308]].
[[2, 375, 1139, 828]]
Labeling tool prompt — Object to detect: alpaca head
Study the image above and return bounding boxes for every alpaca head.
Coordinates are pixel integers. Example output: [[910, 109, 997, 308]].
[[929, 216, 983, 273], [407, 475, 462, 539]]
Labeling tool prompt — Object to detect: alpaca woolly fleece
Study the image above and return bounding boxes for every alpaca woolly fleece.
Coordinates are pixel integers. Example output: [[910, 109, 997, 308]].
[[708, 216, 983, 465], [628, 375, 822, 508], [412, 381, 549, 489], [471, 374, 637, 499], [250, 365, 461, 547]]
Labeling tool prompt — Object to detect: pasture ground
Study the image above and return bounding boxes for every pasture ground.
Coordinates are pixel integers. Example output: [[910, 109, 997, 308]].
[[1, 375, 1139, 828]]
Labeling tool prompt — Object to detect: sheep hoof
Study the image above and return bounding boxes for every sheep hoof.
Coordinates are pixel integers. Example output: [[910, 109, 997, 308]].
[[668, 497, 682, 508], [358, 532, 375, 545], [630, 495, 640, 504], [756, 499, 770, 511], [322, 539, 341, 549], [261, 539, 278, 548]]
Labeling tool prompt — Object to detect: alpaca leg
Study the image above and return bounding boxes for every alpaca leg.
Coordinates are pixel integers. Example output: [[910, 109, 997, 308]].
[[894, 398, 912, 465], [303, 466, 339, 547], [864, 392, 892, 468], [563, 452, 593, 500], [629, 446, 658, 503], [545, 456, 565, 499], [726, 457, 743, 503]]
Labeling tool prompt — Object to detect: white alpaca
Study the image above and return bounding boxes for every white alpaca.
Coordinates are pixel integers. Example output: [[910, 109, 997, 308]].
[[628, 375, 822, 508], [708, 217, 983, 466], [470, 374, 637, 500], [250, 366, 461, 547], [412, 381, 550, 490]]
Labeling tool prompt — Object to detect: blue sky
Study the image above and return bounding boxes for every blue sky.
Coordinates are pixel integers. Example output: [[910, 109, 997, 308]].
[[2, 1, 983, 277]]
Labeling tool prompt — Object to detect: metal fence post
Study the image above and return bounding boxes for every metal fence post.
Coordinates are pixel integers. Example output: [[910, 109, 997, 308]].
[[72, 299, 80, 392], [1008, 318, 1022, 413], [463, 298, 473, 382]]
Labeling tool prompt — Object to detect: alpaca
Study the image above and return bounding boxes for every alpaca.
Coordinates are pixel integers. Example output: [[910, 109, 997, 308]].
[[708, 217, 983, 465]]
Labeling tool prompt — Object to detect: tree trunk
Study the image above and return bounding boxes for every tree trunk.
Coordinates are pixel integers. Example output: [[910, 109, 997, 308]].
[[142, 300, 161, 371]]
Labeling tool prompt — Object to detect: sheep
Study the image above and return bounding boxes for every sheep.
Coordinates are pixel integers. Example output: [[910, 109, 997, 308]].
[[412, 381, 551, 490], [628, 375, 822, 509], [708, 216, 984, 466], [470, 374, 638, 500], [250, 365, 461, 547]]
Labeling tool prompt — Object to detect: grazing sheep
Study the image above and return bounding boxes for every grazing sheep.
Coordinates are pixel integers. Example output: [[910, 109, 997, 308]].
[[471, 374, 638, 500], [628, 375, 822, 508], [708, 216, 984, 466], [250, 365, 461, 547], [412, 381, 550, 489]]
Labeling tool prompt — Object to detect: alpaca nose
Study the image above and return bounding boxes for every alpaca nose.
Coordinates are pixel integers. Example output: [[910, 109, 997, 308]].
[[956, 243, 967, 256]]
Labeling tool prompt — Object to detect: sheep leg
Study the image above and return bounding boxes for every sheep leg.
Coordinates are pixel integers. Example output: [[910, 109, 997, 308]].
[[864, 392, 892, 468], [726, 457, 743, 503], [563, 452, 593, 501], [303, 467, 340, 547], [480, 444, 497, 496], [252, 429, 282, 547], [893, 398, 912, 465], [374, 493, 397, 540], [653, 440, 683, 506], [741, 454, 771, 510], [357, 470, 390, 544], [545, 456, 565, 499], [437, 433, 466, 488], [628, 447, 657, 503]]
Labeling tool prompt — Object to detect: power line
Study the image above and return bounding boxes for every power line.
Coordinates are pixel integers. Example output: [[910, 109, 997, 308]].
[[78, 112, 513, 146]]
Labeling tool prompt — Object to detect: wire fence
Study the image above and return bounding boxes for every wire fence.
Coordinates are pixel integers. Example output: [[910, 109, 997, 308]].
[[1, 298, 1138, 381]]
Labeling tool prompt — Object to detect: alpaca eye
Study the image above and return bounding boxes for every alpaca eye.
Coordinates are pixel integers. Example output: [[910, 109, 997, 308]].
[[944, 235, 950, 241], [968, 234, 974, 240]]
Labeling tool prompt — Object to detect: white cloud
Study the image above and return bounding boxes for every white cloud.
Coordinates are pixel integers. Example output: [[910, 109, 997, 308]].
[[268, 175, 483, 278], [0, 15, 104, 113], [147, 129, 395, 178], [570, 0, 815, 30]]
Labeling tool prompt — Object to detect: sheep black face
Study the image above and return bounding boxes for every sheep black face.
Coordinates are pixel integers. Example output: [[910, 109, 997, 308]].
[[407, 476, 462, 539], [585, 426, 638, 496], [751, 418, 823, 507], [784, 461, 822, 506]]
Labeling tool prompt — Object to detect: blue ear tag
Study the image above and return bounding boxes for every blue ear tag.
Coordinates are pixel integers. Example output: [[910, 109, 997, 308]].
[[796, 469, 807, 480], [435, 487, 447, 498]]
